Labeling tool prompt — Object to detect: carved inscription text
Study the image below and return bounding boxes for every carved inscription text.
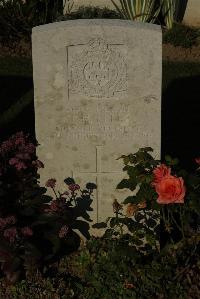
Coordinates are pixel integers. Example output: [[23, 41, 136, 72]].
[[55, 103, 130, 140]]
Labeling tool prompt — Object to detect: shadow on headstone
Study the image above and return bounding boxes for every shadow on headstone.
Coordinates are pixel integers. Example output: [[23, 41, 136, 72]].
[[71, 193, 94, 240]]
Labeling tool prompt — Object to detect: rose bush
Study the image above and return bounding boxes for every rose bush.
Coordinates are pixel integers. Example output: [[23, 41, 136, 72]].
[[97, 147, 200, 250]]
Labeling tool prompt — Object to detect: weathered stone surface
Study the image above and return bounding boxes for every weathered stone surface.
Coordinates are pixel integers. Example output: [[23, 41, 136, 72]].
[[32, 19, 162, 231]]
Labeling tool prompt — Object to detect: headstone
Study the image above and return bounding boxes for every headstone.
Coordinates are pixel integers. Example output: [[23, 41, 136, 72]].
[[32, 19, 162, 232], [183, 0, 200, 27]]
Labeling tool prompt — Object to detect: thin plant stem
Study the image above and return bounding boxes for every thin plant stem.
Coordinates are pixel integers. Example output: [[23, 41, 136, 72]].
[[170, 210, 184, 238], [52, 187, 58, 199]]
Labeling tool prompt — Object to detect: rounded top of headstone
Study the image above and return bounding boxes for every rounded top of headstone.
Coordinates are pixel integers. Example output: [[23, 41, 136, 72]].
[[32, 19, 161, 34]]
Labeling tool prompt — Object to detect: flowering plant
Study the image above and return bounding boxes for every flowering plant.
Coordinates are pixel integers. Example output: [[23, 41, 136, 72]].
[[102, 147, 200, 251], [0, 132, 96, 283]]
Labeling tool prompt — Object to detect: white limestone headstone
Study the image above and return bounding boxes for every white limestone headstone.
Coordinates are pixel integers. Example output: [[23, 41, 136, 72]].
[[32, 19, 162, 230]]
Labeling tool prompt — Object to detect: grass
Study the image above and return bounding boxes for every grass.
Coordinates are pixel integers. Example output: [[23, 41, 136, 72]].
[[163, 23, 200, 48]]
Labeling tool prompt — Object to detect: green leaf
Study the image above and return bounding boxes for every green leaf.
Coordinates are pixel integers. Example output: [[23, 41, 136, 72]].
[[64, 177, 75, 185], [140, 147, 153, 152], [116, 179, 130, 189], [44, 235, 61, 256], [171, 158, 179, 165], [165, 155, 172, 163], [110, 218, 119, 228], [123, 196, 138, 204], [20, 207, 35, 216]]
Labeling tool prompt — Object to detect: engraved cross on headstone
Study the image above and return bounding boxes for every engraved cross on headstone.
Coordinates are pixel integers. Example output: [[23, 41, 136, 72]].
[[71, 145, 123, 222]]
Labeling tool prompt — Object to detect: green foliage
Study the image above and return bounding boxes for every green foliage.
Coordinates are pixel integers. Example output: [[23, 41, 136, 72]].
[[57, 5, 122, 21], [163, 23, 200, 48], [97, 146, 200, 250], [0, 234, 199, 298], [111, 0, 176, 28], [161, 0, 175, 29], [111, 0, 160, 23], [0, 0, 63, 41]]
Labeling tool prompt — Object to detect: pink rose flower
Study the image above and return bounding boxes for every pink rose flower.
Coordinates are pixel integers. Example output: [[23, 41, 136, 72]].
[[155, 175, 186, 204], [45, 178, 56, 188], [151, 164, 171, 187]]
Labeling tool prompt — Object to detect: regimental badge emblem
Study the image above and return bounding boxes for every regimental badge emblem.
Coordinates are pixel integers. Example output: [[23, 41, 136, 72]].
[[69, 38, 127, 98]]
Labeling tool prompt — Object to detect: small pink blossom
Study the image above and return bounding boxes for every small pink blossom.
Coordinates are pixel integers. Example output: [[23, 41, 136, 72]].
[[15, 161, 27, 171], [9, 158, 27, 170], [5, 216, 16, 225], [15, 136, 25, 146], [21, 227, 33, 237], [68, 184, 80, 192], [59, 225, 69, 238], [32, 159, 44, 168], [45, 178, 56, 188], [3, 227, 17, 243], [50, 201, 58, 212], [9, 158, 19, 166], [24, 143, 35, 154], [0, 140, 13, 154]]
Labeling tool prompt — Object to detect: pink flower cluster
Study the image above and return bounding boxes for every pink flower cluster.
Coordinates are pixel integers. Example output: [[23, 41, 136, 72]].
[[152, 164, 186, 204], [0, 216, 16, 230], [0, 132, 37, 173], [3, 227, 17, 243], [59, 225, 69, 238]]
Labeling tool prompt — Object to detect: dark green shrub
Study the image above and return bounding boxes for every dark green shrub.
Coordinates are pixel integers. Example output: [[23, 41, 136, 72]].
[[163, 23, 200, 48], [0, 0, 63, 42], [57, 5, 122, 21]]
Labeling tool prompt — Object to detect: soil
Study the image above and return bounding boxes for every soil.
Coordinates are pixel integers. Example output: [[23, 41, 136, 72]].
[[162, 43, 200, 62], [0, 37, 200, 62]]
